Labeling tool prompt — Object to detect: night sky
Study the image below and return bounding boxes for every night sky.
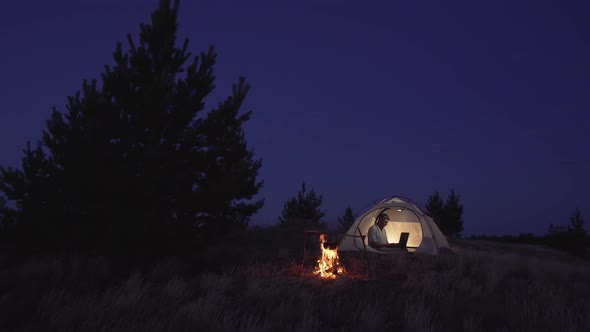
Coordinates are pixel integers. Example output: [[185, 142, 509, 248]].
[[1, 0, 589, 236]]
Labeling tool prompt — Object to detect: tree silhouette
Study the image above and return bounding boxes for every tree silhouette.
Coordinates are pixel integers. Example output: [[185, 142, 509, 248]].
[[426, 190, 446, 233], [337, 206, 355, 233], [547, 208, 588, 255], [568, 208, 586, 234], [279, 182, 325, 228], [444, 189, 464, 238], [0, 0, 263, 255], [426, 189, 464, 237], [547, 223, 567, 235]]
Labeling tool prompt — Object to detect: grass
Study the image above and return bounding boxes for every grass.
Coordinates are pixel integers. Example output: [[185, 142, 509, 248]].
[[0, 232, 589, 332]]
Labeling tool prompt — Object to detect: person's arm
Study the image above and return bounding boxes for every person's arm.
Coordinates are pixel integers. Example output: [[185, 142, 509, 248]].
[[382, 229, 397, 248], [370, 242, 390, 249]]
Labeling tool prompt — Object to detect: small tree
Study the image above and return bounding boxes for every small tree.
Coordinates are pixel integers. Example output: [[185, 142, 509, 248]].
[[547, 208, 588, 255], [337, 206, 355, 233], [426, 189, 464, 237], [279, 182, 325, 228], [444, 189, 464, 238], [569, 208, 586, 234], [426, 190, 446, 233]]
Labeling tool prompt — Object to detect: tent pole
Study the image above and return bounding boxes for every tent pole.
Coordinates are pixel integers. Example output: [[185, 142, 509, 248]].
[[357, 228, 370, 278]]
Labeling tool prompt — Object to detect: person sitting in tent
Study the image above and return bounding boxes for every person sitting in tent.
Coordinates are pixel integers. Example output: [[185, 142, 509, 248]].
[[368, 213, 398, 249]]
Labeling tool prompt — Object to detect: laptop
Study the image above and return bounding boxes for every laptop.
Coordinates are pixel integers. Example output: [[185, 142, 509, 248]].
[[383, 232, 410, 251], [398, 232, 409, 249]]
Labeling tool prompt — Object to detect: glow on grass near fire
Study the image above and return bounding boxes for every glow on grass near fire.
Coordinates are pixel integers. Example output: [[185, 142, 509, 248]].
[[314, 234, 346, 279]]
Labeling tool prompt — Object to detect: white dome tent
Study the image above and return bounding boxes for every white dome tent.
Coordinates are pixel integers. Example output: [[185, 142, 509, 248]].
[[339, 196, 451, 255]]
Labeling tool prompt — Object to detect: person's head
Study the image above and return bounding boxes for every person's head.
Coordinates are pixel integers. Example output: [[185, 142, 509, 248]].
[[376, 213, 389, 229]]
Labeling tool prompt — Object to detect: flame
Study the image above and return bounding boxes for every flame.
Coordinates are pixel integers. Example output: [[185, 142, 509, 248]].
[[313, 234, 346, 279]]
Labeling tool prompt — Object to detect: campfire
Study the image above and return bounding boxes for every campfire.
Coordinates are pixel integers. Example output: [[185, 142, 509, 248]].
[[313, 234, 346, 279]]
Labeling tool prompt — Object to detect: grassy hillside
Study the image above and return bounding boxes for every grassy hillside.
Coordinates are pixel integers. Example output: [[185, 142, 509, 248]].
[[1, 233, 589, 331]]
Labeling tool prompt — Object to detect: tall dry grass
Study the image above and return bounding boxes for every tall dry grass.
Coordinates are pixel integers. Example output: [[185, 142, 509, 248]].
[[0, 238, 589, 331]]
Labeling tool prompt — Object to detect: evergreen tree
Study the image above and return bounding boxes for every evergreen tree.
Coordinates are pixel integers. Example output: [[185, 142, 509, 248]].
[[426, 189, 464, 237], [568, 208, 586, 234], [337, 206, 355, 233], [0, 0, 263, 254], [279, 182, 325, 227], [426, 190, 446, 233], [444, 189, 464, 238]]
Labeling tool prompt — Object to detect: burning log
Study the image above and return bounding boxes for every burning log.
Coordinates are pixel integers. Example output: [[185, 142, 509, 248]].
[[313, 234, 346, 279]]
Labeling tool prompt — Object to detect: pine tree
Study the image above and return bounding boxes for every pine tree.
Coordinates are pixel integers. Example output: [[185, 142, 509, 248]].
[[337, 206, 355, 233], [279, 182, 325, 227], [426, 189, 465, 237], [569, 208, 586, 235], [444, 189, 464, 238], [426, 190, 446, 233], [0, 0, 263, 254]]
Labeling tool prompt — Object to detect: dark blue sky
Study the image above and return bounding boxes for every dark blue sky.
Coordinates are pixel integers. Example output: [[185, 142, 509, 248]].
[[1, 0, 589, 235]]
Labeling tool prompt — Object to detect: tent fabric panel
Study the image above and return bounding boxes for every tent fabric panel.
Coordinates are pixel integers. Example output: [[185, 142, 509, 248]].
[[338, 214, 366, 251], [415, 236, 437, 254], [428, 215, 451, 249]]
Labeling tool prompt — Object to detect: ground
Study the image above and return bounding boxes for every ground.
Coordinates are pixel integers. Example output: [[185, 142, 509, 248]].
[[0, 232, 588, 332]]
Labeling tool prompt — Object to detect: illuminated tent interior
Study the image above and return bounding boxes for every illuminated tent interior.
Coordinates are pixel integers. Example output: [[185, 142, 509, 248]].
[[339, 196, 451, 255]]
